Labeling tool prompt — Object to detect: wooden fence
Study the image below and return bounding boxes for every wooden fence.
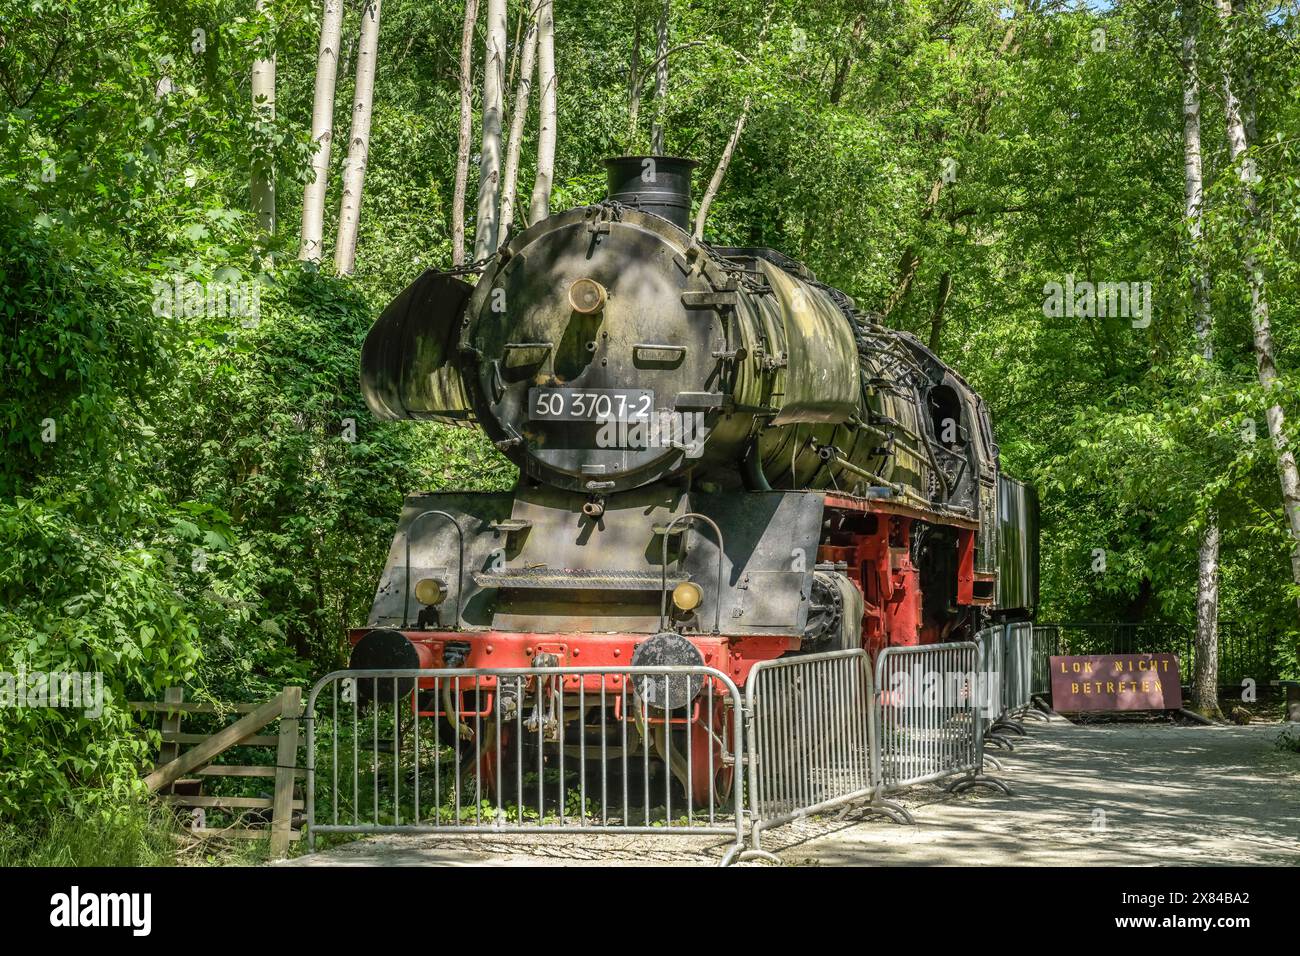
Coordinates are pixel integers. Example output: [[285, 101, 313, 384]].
[[131, 686, 304, 858]]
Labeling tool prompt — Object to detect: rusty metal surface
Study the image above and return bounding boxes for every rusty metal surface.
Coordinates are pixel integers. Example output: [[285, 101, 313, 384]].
[[758, 260, 859, 427], [366, 487, 826, 638], [363, 192, 1010, 526], [472, 567, 689, 590], [361, 271, 474, 422], [367, 492, 516, 629], [605, 156, 697, 229], [821, 492, 979, 530], [461, 205, 738, 493]]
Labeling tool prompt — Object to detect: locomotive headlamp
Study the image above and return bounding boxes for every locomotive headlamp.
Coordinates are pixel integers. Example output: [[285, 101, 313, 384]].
[[671, 581, 703, 612], [414, 577, 446, 607], [568, 277, 607, 314]]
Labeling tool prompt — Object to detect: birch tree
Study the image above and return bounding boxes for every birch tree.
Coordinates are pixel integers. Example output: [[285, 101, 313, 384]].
[[628, 37, 704, 152], [452, 0, 480, 266], [334, 0, 382, 275], [299, 0, 346, 261], [250, 0, 276, 236], [499, 0, 539, 244], [1180, 0, 1220, 715], [1215, 0, 1300, 614], [528, 0, 556, 222], [472, 0, 508, 261], [651, 0, 668, 155]]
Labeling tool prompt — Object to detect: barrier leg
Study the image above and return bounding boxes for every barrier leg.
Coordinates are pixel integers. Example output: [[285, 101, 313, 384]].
[[720, 841, 753, 867], [993, 720, 1027, 736], [1029, 696, 1060, 720], [735, 823, 785, 865], [864, 795, 915, 826], [947, 773, 1013, 796], [833, 792, 915, 827]]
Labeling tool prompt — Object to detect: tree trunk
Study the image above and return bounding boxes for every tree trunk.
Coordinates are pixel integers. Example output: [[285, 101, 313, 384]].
[[341, 34, 355, 81], [879, 188, 934, 322], [627, 7, 642, 145], [651, 0, 668, 155], [507, 2, 525, 91], [473, 0, 508, 261], [528, 0, 556, 223], [1215, 0, 1300, 613], [1195, 522, 1222, 713], [334, 0, 382, 276], [250, 0, 277, 237], [693, 96, 749, 240], [499, 0, 539, 244], [299, 0, 346, 261], [1232, 0, 1258, 143], [452, 0, 480, 266], [1182, 0, 1221, 717], [827, 15, 865, 105]]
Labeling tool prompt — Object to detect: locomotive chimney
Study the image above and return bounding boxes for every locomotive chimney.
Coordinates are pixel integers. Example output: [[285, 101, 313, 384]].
[[604, 156, 697, 230]]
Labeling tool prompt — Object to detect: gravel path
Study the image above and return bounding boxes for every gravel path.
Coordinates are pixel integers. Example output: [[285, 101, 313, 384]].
[[282, 719, 1300, 867]]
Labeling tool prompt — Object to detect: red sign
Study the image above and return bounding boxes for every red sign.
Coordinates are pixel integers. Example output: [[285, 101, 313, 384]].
[[1049, 654, 1182, 712]]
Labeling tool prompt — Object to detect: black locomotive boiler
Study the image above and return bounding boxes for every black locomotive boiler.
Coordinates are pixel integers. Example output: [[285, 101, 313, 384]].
[[351, 156, 1038, 802]]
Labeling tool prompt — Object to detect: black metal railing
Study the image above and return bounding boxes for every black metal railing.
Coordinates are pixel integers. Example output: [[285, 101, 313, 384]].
[[1031, 623, 1279, 688]]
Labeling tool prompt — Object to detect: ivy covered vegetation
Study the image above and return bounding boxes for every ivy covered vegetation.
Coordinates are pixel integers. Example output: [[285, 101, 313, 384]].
[[1, 0, 1298, 850]]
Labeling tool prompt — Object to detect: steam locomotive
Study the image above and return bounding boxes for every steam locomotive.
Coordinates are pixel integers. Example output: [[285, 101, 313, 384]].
[[350, 156, 1038, 802]]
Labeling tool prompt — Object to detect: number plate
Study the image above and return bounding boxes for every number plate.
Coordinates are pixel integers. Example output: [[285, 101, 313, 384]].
[[528, 388, 654, 422]]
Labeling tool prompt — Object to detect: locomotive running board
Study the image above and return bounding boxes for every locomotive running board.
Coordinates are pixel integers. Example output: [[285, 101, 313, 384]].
[[472, 568, 691, 591]]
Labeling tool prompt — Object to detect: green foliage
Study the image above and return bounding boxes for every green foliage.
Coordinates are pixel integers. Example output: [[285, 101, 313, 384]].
[[0, 798, 181, 866], [1276, 722, 1300, 754]]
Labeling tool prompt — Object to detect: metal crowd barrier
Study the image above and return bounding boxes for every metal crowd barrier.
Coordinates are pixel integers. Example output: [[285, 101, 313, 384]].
[[1030, 625, 1058, 698], [1005, 621, 1050, 721], [1003, 621, 1034, 714], [308, 647, 1018, 864], [739, 650, 910, 860], [975, 625, 1003, 731], [974, 622, 1041, 750], [305, 665, 747, 865], [872, 641, 1006, 797]]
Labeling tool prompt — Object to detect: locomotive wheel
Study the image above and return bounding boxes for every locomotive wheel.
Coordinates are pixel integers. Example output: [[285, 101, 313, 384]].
[[797, 571, 864, 654]]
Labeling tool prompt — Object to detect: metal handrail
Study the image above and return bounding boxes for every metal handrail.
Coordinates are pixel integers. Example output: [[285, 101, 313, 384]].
[[403, 509, 465, 628], [658, 512, 725, 634]]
